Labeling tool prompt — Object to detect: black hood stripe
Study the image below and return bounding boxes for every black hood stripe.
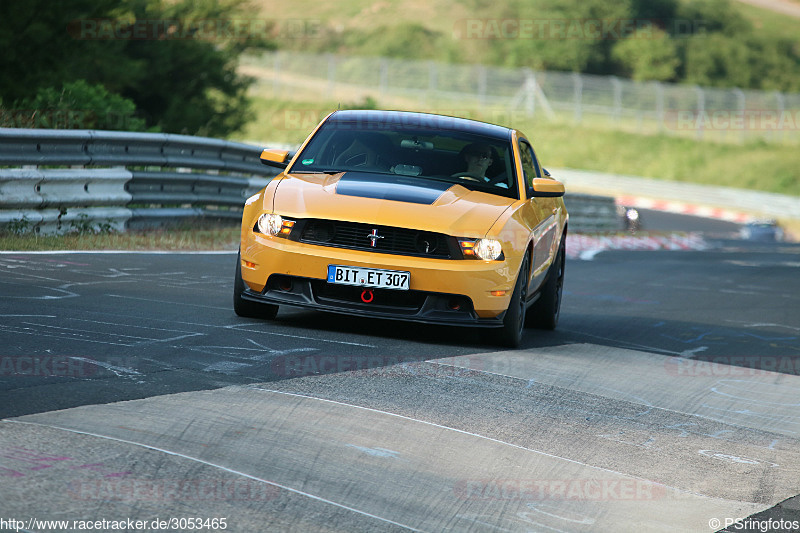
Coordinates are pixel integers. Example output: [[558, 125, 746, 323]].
[[335, 173, 452, 205]]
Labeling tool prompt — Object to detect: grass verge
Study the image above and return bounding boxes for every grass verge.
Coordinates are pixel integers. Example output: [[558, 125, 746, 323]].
[[0, 228, 240, 252], [235, 96, 800, 197]]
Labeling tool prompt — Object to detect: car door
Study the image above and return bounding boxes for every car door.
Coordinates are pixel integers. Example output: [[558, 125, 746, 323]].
[[517, 138, 559, 289]]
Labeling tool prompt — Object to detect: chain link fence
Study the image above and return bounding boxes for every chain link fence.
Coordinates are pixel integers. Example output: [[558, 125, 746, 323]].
[[243, 51, 800, 145]]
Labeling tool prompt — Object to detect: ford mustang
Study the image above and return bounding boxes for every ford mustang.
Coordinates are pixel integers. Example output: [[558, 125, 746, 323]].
[[234, 110, 567, 347]]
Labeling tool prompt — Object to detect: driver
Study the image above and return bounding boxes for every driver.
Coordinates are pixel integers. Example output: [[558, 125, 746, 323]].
[[456, 143, 508, 188]]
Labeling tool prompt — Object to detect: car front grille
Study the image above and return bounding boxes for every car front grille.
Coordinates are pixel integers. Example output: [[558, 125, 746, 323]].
[[298, 219, 454, 259]]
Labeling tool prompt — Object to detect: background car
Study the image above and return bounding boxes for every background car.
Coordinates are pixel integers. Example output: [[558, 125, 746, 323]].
[[740, 219, 783, 241], [618, 205, 643, 232], [234, 110, 567, 347]]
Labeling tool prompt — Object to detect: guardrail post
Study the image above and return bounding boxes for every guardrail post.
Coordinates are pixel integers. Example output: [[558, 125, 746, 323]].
[[775, 91, 785, 143], [655, 81, 665, 134], [695, 86, 705, 140], [733, 88, 746, 144], [611, 77, 622, 123]]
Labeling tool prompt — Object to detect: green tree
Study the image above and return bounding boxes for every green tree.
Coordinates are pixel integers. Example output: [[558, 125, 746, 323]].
[[496, 0, 634, 73], [336, 23, 454, 61], [0, 0, 273, 136], [673, 0, 752, 37], [0, 0, 137, 104], [19, 80, 149, 131], [681, 33, 751, 88], [115, 0, 271, 136], [669, 0, 800, 91], [612, 28, 680, 82], [629, 0, 679, 22], [744, 36, 800, 92]]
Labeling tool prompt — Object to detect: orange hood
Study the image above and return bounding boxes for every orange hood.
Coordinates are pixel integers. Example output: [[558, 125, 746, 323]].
[[268, 172, 515, 238]]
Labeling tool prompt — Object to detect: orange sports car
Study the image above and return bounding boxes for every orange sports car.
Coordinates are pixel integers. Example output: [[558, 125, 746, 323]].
[[235, 110, 567, 347]]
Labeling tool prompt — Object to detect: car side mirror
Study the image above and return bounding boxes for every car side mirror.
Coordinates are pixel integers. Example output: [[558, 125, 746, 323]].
[[528, 177, 565, 198], [260, 149, 295, 169]]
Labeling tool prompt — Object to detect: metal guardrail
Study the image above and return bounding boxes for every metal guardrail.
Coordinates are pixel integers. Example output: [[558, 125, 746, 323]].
[[555, 167, 800, 222], [563, 193, 618, 233], [0, 128, 276, 234], [0, 128, 618, 235], [0, 129, 270, 172]]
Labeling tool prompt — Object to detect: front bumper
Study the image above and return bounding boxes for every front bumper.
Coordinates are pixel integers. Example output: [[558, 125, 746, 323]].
[[240, 234, 517, 322], [241, 275, 505, 327]]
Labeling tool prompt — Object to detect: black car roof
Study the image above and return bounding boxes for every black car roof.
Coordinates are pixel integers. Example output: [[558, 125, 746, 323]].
[[327, 110, 513, 141]]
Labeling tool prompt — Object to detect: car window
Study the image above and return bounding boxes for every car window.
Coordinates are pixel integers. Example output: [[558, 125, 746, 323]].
[[530, 144, 543, 178], [293, 122, 519, 200], [518, 140, 542, 198]]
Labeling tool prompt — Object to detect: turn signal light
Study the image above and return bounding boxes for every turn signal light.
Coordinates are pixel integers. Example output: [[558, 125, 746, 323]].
[[279, 220, 295, 235], [257, 214, 296, 237], [458, 239, 476, 258]]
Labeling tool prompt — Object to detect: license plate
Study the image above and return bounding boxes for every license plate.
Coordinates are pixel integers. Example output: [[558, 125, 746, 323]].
[[327, 265, 410, 290]]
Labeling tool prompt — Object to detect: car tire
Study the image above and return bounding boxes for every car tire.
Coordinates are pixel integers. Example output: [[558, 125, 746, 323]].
[[526, 234, 565, 330], [233, 251, 279, 320], [494, 252, 530, 348]]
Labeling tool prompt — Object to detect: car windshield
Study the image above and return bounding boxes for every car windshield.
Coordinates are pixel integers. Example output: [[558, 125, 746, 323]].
[[291, 120, 519, 199]]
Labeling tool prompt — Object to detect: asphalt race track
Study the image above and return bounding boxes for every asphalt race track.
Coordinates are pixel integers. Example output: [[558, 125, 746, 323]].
[[1, 223, 799, 532]]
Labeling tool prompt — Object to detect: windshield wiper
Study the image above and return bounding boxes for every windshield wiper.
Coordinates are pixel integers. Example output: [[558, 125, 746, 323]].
[[290, 169, 343, 174]]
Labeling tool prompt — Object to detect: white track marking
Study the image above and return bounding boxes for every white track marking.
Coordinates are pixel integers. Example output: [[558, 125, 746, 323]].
[[0, 315, 56, 318], [67, 357, 142, 377], [247, 387, 702, 498], [3, 420, 422, 532], [222, 327, 376, 347], [426, 353, 800, 440], [107, 294, 230, 311]]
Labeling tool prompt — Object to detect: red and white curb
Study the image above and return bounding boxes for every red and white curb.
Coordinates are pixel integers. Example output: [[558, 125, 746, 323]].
[[566, 233, 708, 260], [617, 196, 752, 224]]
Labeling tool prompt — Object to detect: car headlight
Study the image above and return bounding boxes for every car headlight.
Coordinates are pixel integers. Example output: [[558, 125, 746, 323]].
[[256, 214, 295, 237], [459, 238, 503, 260], [475, 239, 503, 261]]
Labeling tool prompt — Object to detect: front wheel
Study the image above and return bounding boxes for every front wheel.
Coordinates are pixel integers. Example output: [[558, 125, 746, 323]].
[[527, 234, 565, 330], [493, 252, 530, 348], [233, 252, 278, 319]]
